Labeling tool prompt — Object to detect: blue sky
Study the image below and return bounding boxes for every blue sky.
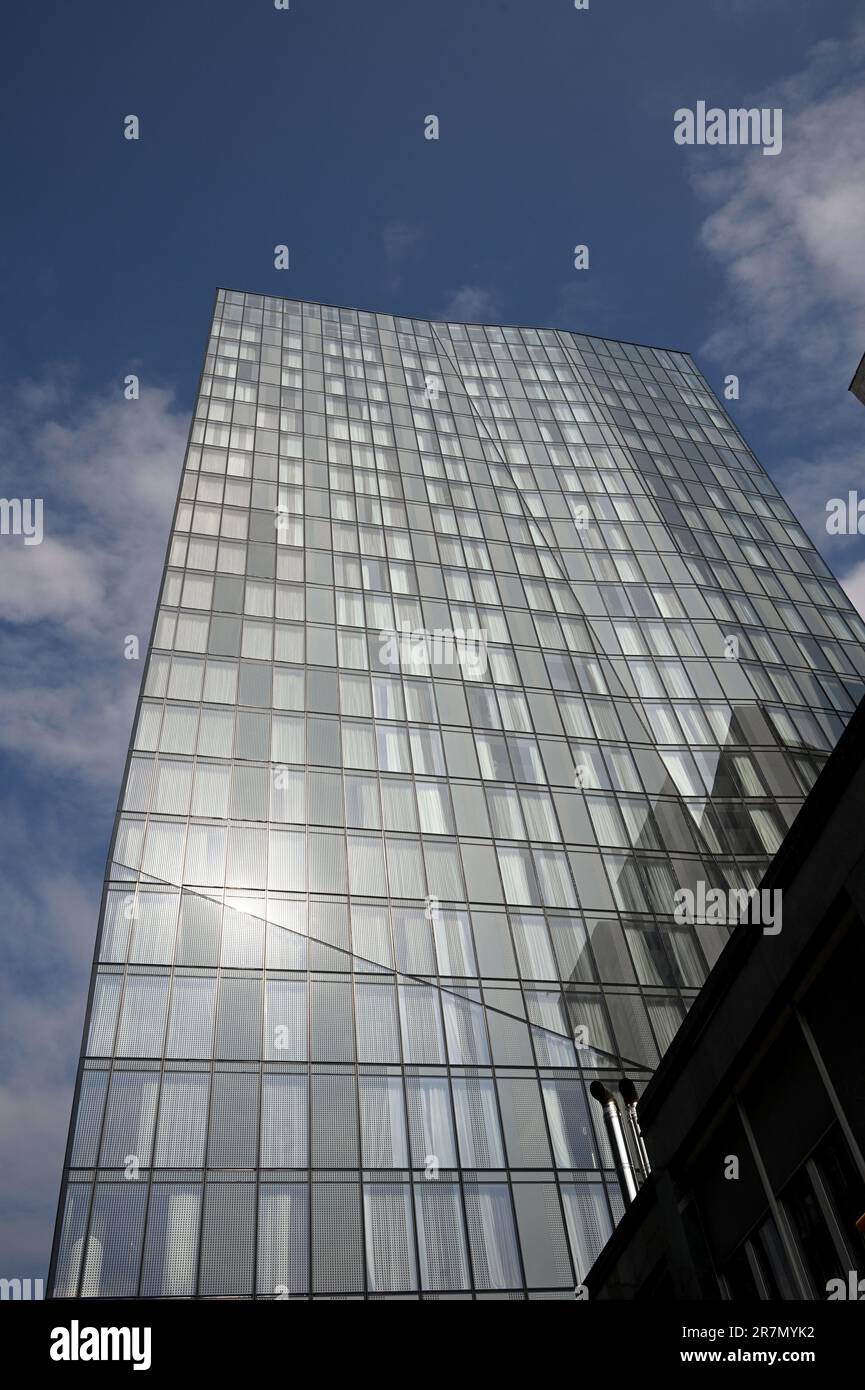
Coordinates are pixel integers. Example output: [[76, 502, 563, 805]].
[[1, 0, 864, 1282]]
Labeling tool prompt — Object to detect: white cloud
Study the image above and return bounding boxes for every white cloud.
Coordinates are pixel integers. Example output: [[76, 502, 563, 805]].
[[0, 378, 188, 1278], [841, 557, 865, 620], [439, 285, 502, 323], [768, 442, 865, 559], [0, 381, 187, 780], [686, 16, 865, 572], [0, 539, 102, 624], [695, 22, 865, 400]]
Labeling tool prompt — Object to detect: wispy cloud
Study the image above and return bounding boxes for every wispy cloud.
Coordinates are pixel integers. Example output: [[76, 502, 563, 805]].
[[438, 285, 502, 323], [0, 379, 186, 779], [685, 16, 865, 610], [382, 220, 423, 263], [841, 556, 865, 619], [0, 377, 187, 1278], [381, 220, 424, 291]]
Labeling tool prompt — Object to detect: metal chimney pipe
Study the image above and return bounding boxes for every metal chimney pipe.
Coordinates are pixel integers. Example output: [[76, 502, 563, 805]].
[[590, 1081, 639, 1205], [618, 1078, 651, 1181]]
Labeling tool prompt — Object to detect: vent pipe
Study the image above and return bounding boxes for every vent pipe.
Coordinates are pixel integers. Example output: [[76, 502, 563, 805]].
[[590, 1081, 639, 1206], [618, 1078, 651, 1181]]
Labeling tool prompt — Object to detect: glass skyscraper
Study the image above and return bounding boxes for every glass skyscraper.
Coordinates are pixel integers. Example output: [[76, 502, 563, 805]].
[[49, 289, 865, 1300]]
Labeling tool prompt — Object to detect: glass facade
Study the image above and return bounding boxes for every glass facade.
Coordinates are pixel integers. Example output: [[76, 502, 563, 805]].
[[49, 289, 865, 1299]]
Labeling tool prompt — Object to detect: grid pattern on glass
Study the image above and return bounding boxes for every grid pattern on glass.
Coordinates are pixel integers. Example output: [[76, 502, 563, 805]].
[[49, 290, 865, 1299]]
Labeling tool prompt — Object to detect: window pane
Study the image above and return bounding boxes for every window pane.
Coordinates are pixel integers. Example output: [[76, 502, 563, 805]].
[[359, 1077, 408, 1167], [261, 1073, 307, 1167], [257, 1184, 308, 1296], [363, 1184, 417, 1292], [155, 1072, 208, 1166], [465, 1185, 522, 1290], [140, 1184, 201, 1296], [414, 1183, 470, 1291], [453, 1077, 504, 1167]]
